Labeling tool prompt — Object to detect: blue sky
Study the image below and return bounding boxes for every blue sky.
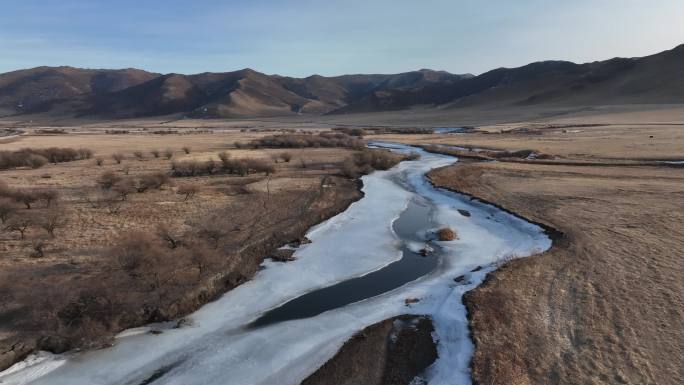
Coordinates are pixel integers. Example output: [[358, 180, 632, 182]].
[[1, 0, 683, 76]]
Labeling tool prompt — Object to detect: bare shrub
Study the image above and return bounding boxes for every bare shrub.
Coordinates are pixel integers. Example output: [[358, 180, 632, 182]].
[[196, 217, 227, 248], [134, 172, 170, 192], [248, 132, 363, 149], [112, 153, 124, 164], [156, 224, 183, 249], [13, 189, 39, 209], [38, 209, 68, 238], [0, 198, 17, 223], [77, 148, 94, 159], [36, 189, 60, 208], [437, 227, 458, 241], [185, 242, 220, 280], [112, 178, 136, 201], [247, 159, 275, 175], [0, 147, 93, 170], [4, 216, 33, 239], [280, 152, 292, 162], [30, 240, 46, 258], [163, 149, 174, 159], [108, 233, 161, 275], [97, 171, 121, 190], [101, 192, 123, 214], [95, 157, 105, 166], [177, 184, 198, 201], [182, 146, 191, 154], [26, 154, 49, 169], [339, 149, 403, 178], [133, 151, 144, 161], [151, 150, 160, 158]]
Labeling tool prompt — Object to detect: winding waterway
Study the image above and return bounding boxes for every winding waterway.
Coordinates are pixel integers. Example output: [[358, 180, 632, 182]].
[[0, 143, 551, 385]]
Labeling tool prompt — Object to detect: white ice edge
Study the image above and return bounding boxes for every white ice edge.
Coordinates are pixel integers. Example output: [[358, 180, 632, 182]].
[[0, 143, 551, 385]]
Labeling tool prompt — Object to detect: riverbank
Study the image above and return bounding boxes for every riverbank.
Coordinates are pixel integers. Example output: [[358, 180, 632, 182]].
[[428, 161, 684, 385]]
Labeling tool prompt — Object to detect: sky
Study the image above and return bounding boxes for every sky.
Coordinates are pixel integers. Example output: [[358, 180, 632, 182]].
[[1, 0, 683, 77]]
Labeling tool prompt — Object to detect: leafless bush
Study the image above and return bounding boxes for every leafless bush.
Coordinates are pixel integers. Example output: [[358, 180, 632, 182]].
[[163, 149, 174, 159], [156, 224, 183, 249], [0, 147, 91, 170], [112, 178, 136, 201], [112, 153, 124, 164], [13, 189, 39, 209], [133, 151, 144, 161], [0, 198, 17, 223], [77, 148, 94, 159], [437, 227, 458, 241], [333, 127, 367, 137], [182, 146, 191, 154], [134, 172, 170, 192], [280, 152, 293, 162], [108, 233, 162, 275], [97, 171, 121, 190], [196, 217, 228, 248], [95, 157, 105, 166], [247, 132, 364, 149], [30, 240, 46, 258], [36, 189, 60, 208], [177, 184, 198, 201], [26, 154, 48, 169], [101, 192, 123, 214], [151, 150, 160, 158], [184, 242, 220, 280], [38, 209, 68, 238], [340, 149, 403, 178], [4, 216, 33, 239]]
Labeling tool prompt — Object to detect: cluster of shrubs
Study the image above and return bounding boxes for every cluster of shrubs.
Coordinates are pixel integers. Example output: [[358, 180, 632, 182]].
[[340, 148, 408, 178], [332, 127, 367, 137], [97, 171, 170, 200], [171, 152, 274, 177], [239, 132, 364, 149], [0, 180, 67, 242], [0, 147, 93, 170]]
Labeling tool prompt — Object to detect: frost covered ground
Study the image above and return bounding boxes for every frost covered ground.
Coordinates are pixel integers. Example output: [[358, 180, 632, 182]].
[[0, 144, 551, 385]]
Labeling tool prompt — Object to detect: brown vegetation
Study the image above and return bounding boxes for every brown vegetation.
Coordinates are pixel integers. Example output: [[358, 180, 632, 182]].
[[244, 132, 364, 149], [0, 147, 92, 170], [436, 227, 457, 241]]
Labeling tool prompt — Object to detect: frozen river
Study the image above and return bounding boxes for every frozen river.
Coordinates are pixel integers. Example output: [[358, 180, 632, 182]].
[[0, 143, 551, 385]]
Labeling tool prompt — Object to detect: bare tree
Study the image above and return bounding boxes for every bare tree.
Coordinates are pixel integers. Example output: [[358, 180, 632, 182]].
[[4, 216, 33, 239], [39, 209, 68, 238], [36, 189, 60, 208], [13, 190, 38, 209], [177, 185, 198, 201]]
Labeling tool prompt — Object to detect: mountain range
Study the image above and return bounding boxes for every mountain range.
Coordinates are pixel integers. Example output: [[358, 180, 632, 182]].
[[1, 44, 683, 119]]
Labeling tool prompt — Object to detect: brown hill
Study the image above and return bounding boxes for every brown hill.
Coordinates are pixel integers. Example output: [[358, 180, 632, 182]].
[[0, 66, 158, 116], [2, 44, 683, 119], [333, 44, 684, 113]]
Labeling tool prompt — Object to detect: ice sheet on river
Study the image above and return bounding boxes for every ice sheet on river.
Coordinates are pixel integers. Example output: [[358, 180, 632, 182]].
[[0, 144, 551, 385]]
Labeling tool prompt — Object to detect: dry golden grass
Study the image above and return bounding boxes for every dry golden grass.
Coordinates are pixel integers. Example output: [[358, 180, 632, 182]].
[[0, 129, 362, 370], [429, 161, 684, 385]]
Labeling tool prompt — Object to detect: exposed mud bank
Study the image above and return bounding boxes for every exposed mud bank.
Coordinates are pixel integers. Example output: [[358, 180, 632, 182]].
[[302, 315, 437, 385]]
